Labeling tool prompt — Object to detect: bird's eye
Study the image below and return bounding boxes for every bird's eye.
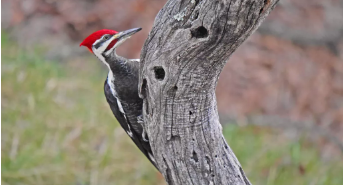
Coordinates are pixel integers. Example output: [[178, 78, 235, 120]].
[[104, 35, 110, 40]]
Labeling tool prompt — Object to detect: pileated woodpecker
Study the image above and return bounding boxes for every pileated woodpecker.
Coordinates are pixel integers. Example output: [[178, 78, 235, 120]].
[[80, 28, 156, 167]]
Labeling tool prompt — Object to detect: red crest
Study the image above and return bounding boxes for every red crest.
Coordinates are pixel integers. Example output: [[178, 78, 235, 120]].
[[80, 29, 118, 53]]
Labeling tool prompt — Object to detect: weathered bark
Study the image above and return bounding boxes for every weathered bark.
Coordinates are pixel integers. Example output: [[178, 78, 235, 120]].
[[139, 0, 278, 184]]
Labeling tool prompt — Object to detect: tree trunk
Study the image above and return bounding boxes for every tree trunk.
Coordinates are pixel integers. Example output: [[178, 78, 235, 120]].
[[138, 0, 279, 184]]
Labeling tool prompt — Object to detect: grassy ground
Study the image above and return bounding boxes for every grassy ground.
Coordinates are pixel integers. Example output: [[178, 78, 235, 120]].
[[2, 33, 343, 185]]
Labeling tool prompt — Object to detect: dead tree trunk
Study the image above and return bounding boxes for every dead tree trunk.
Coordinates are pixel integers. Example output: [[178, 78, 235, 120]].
[[138, 0, 278, 184]]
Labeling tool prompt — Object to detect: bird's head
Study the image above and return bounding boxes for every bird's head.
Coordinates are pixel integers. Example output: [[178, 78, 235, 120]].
[[80, 28, 142, 59]]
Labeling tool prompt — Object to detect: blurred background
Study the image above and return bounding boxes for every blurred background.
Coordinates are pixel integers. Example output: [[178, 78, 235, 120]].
[[2, 0, 343, 184]]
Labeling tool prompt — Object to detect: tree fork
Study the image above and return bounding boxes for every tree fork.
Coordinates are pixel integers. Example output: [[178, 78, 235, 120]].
[[139, 0, 279, 184]]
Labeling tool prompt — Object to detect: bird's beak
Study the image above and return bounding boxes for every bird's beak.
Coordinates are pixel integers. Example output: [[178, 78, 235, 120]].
[[104, 28, 142, 56], [115, 27, 142, 41]]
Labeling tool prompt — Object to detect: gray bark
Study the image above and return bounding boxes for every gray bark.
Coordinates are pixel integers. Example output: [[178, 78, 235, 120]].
[[138, 0, 279, 184]]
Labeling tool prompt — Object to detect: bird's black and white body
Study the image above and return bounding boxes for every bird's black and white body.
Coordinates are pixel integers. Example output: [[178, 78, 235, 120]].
[[80, 28, 156, 167], [103, 55, 156, 166]]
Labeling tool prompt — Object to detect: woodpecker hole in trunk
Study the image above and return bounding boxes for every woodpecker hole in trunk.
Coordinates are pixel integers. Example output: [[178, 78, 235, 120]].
[[192, 151, 199, 162], [141, 79, 147, 98], [191, 26, 208, 38], [154, 66, 165, 80]]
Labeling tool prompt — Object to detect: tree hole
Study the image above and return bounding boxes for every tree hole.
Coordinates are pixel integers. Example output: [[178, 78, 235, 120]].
[[154, 66, 165, 80], [141, 79, 147, 98], [192, 151, 199, 162], [172, 86, 178, 92], [191, 26, 208, 38]]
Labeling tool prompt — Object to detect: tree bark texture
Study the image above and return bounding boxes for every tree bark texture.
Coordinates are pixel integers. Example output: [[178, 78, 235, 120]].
[[138, 0, 278, 184]]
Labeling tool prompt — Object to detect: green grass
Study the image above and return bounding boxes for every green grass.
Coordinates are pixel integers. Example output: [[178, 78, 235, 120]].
[[224, 125, 343, 185], [2, 33, 343, 185], [1, 33, 162, 185]]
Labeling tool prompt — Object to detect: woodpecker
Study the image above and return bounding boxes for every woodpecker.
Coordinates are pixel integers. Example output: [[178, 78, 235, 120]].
[[80, 28, 156, 167]]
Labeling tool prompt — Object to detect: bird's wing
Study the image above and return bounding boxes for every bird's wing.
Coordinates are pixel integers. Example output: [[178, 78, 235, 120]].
[[104, 81, 157, 168]]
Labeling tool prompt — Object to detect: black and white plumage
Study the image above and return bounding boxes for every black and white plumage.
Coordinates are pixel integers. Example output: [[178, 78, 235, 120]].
[[80, 28, 156, 167], [103, 56, 156, 167]]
